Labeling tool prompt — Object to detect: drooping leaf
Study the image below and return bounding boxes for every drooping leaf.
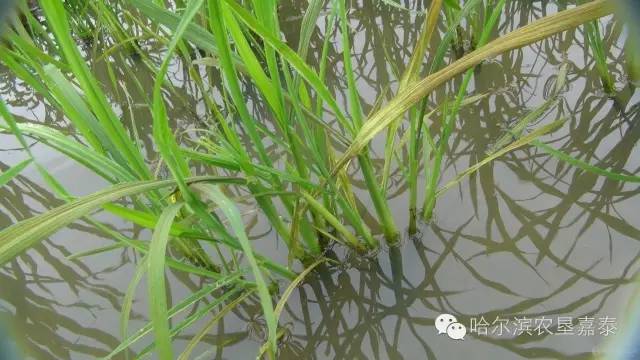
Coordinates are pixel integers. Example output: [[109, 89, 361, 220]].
[[333, 0, 614, 175], [0, 176, 245, 265]]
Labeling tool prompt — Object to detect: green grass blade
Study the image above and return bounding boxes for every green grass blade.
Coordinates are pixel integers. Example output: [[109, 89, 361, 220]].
[[222, 0, 353, 136], [0, 159, 32, 188], [297, 0, 324, 60], [334, 0, 363, 128], [220, 6, 282, 118], [147, 0, 268, 268], [148, 203, 184, 360], [208, 0, 273, 166], [152, 0, 204, 201], [379, 0, 422, 13], [103, 271, 245, 359], [422, 0, 506, 220], [256, 258, 326, 358], [532, 140, 640, 183], [125, 0, 219, 52], [194, 184, 278, 358], [92, 220, 224, 279], [438, 119, 567, 195], [66, 243, 125, 260], [0, 176, 244, 265], [334, 0, 398, 242], [104, 206, 295, 281], [41, 65, 109, 155], [427, 0, 484, 73], [178, 290, 254, 360], [393, 0, 443, 231], [39, 0, 151, 180], [300, 192, 363, 250], [0, 122, 135, 183], [103, 204, 197, 238], [274, 258, 325, 320], [488, 99, 557, 155], [0, 97, 34, 156], [135, 287, 245, 359], [121, 255, 148, 360]]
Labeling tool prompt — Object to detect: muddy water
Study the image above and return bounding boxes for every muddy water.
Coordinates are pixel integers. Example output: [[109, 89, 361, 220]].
[[2, 1, 640, 359]]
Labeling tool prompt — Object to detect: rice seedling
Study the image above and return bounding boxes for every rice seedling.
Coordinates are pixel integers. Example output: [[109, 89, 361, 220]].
[[583, 16, 615, 93], [1, 0, 636, 358]]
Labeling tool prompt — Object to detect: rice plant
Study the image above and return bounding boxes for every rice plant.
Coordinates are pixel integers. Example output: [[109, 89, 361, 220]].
[[0, 0, 634, 358], [583, 15, 615, 93]]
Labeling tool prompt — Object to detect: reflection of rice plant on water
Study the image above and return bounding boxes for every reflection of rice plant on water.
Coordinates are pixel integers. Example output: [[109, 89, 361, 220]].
[[0, 0, 638, 358]]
